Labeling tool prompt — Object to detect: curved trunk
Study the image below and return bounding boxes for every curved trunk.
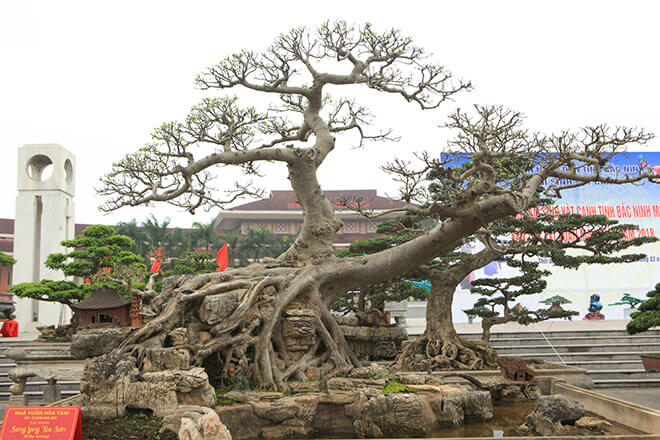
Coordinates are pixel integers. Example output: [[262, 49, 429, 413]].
[[320, 191, 528, 302], [279, 158, 342, 264], [425, 281, 458, 340], [395, 276, 497, 371], [394, 248, 504, 371], [481, 316, 507, 343], [481, 319, 493, 342]]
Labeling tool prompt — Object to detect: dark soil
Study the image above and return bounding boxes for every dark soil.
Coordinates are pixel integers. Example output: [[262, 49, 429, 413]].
[[83, 410, 177, 440]]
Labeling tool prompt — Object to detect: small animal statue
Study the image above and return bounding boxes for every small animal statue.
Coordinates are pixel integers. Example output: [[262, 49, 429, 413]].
[[359, 308, 391, 327], [498, 358, 536, 383], [584, 293, 605, 320]]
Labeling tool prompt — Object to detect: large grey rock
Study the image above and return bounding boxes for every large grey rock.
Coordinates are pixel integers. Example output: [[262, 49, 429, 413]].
[[143, 367, 209, 393], [334, 315, 358, 326], [348, 364, 388, 379], [169, 327, 189, 346], [177, 408, 233, 440], [576, 416, 613, 435], [456, 390, 493, 421], [349, 393, 428, 437], [162, 405, 216, 434], [251, 398, 301, 423], [71, 328, 129, 359], [142, 367, 217, 407], [199, 411, 233, 440], [199, 290, 244, 325], [340, 325, 408, 341], [178, 382, 218, 408], [533, 395, 585, 423], [142, 347, 191, 372], [517, 395, 586, 436], [125, 381, 178, 416], [82, 352, 136, 392], [282, 309, 318, 357]]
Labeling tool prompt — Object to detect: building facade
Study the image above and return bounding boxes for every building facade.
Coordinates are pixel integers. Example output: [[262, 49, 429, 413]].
[[215, 189, 406, 250]]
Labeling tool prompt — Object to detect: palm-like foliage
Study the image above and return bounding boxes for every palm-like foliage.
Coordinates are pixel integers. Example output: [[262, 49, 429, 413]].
[[115, 219, 149, 259], [168, 227, 194, 257], [237, 226, 286, 262], [192, 219, 222, 252], [142, 214, 171, 250]]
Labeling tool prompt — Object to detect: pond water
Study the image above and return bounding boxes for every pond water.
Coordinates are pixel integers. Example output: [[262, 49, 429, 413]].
[[428, 404, 641, 438], [321, 404, 641, 438]]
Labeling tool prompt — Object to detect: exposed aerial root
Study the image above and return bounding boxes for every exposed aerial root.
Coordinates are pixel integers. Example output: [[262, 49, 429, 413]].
[[117, 266, 360, 390], [394, 332, 498, 371]]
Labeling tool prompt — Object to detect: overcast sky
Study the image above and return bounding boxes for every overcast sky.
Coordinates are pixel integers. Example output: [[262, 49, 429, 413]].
[[1, 0, 659, 228]]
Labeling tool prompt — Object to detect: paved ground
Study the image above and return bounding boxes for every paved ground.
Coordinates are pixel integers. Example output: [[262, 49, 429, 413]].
[[2, 331, 40, 342], [596, 387, 660, 411]]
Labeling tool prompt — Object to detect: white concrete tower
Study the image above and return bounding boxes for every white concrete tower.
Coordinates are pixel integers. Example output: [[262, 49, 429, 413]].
[[13, 144, 75, 332]]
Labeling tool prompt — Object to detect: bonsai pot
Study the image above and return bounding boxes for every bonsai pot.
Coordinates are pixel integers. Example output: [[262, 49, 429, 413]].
[[641, 353, 660, 372]]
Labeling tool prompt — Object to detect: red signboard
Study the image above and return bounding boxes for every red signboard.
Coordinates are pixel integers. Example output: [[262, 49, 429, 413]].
[[0, 407, 82, 440]]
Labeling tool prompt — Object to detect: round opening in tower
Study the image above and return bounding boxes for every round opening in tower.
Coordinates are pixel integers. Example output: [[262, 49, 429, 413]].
[[26, 154, 54, 182], [64, 159, 73, 185]]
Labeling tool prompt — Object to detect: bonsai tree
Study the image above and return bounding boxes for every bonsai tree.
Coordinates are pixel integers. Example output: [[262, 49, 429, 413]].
[[465, 256, 579, 342], [627, 283, 660, 334], [10, 225, 145, 328], [389, 155, 656, 371], [540, 295, 573, 306], [540, 295, 575, 315], [462, 209, 655, 344], [0, 252, 16, 267], [609, 293, 646, 309], [96, 20, 659, 389]]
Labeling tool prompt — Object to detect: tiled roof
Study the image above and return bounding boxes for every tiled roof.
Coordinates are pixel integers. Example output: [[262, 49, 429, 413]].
[[70, 286, 131, 310], [230, 190, 405, 211]]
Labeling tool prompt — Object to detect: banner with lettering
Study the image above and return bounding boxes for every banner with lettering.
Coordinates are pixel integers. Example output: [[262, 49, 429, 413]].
[[443, 151, 660, 321], [0, 406, 82, 440]]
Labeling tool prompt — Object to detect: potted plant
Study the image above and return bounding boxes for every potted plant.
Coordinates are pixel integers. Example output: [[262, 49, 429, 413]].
[[540, 295, 575, 320], [640, 353, 660, 372], [608, 293, 645, 319], [626, 283, 660, 371]]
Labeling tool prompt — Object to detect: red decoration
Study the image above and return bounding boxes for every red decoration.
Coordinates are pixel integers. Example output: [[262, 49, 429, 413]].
[[216, 243, 228, 271], [0, 406, 82, 439], [0, 320, 18, 337], [150, 248, 162, 273], [131, 293, 142, 328]]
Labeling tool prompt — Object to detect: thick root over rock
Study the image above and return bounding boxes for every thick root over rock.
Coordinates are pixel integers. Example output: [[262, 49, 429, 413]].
[[394, 333, 498, 371], [118, 266, 359, 391]]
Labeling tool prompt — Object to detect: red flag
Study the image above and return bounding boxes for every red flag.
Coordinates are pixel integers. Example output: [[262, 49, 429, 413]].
[[216, 243, 228, 271], [150, 248, 162, 272]]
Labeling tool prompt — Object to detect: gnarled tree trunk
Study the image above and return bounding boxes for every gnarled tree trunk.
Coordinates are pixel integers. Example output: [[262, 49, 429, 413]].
[[118, 265, 361, 392], [394, 277, 497, 371]]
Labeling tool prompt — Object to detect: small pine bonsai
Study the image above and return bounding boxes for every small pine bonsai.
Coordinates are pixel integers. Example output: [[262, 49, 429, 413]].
[[627, 283, 660, 335], [609, 293, 646, 309]]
